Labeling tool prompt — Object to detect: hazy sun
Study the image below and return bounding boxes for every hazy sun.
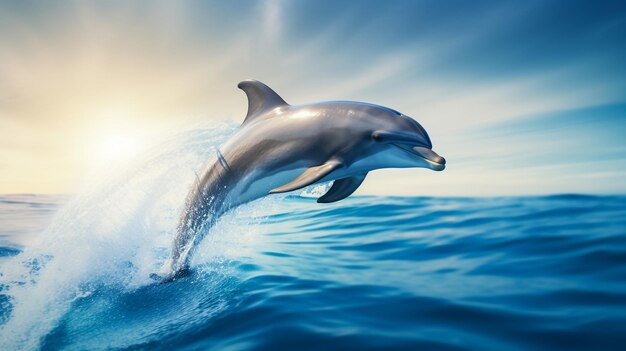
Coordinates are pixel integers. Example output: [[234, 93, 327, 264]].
[[98, 133, 144, 163], [87, 108, 152, 169]]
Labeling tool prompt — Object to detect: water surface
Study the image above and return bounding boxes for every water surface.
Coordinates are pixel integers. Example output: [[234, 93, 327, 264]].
[[1, 193, 625, 350]]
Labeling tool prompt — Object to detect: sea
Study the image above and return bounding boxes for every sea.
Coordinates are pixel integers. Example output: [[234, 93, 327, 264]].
[[1, 127, 625, 350]]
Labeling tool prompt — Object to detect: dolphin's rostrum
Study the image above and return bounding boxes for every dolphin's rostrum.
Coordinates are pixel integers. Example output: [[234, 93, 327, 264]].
[[159, 80, 446, 281]]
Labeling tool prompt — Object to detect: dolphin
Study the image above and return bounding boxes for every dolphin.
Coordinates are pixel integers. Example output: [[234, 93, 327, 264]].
[[158, 79, 446, 281]]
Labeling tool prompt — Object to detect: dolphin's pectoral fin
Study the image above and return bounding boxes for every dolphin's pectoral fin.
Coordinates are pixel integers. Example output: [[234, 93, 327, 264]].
[[269, 160, 342, 194], [238, 80, 288, 125], [317, 173, 367, 203]]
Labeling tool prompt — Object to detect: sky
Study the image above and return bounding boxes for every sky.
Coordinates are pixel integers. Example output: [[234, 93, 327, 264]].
[[0, 0, 625, 196]]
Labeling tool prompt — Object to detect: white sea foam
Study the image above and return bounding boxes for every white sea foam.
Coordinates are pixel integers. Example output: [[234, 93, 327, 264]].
[[299, 182, 333, 198]]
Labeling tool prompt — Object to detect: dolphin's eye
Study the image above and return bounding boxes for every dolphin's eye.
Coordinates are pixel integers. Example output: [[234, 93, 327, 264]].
[[372, 131, 382, 141]]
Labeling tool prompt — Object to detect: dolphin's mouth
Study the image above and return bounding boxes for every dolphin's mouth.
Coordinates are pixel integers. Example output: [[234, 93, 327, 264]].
[[394, 144, 446, 171]]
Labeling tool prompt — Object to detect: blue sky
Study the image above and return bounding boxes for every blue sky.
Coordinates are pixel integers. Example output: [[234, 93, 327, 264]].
[[0, 0, 625, 195]]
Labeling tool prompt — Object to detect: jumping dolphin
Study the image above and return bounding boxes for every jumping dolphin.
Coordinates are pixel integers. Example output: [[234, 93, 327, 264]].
[[159, 79, 446, 281]]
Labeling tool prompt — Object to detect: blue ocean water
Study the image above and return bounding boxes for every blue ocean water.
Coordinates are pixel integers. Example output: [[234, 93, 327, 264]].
[[1, 127, 625, 350], [1, 194, 626, 350]]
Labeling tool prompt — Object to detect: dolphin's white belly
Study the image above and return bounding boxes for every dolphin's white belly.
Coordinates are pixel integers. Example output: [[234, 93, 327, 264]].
[[223, 167, 308, 207]]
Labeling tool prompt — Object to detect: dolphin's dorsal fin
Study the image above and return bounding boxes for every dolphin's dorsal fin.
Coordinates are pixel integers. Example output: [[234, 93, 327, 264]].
[[317, 173, 367, 203], [238, 80, 288, 124], [269, 160, 342, 194]]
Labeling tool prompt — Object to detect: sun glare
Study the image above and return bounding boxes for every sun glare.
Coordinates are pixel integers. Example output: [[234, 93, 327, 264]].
[[85, 107, 153, 169], [98, 133, 143, 164]]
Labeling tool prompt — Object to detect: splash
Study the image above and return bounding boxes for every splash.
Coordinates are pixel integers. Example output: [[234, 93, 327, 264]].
[[0, 122, 262, 349]]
